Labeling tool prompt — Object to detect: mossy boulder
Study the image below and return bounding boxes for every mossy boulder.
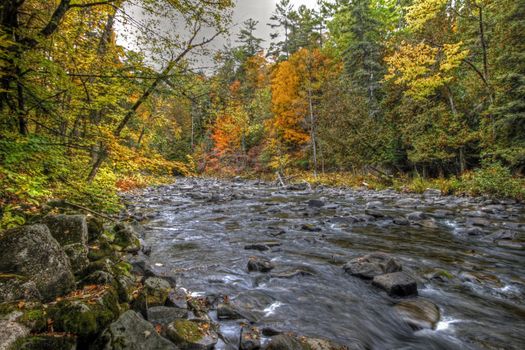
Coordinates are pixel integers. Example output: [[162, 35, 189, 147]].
[[87, 238, 116, 262], [48, 286, 120, 341], [144, 277, 171, 307], [0, 225, 75, 302], [0, 275, 41, 303], [63, 243, 89, 276], [87, 216, 104, 243], [94, 310, 177, 350], [43, 215, 88, 246], [9, 334, 76, 350], [166, 319, 218, 350], [113, 224, 140, 253]]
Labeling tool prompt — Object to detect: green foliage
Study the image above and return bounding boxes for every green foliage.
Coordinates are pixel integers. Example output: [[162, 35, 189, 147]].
[[460, 162, 525, 199]]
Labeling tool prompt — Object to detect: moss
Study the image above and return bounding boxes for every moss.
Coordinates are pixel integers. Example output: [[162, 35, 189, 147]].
[[172, 319, 203, 343], [49, 287, 120, 340], [10, 335, 77, 350], [114, 261, 132, 276], [19, 308, 47, 332], [87, 238, 116, 261], [0, 302, 17, 316], [434, 269, 454, 280]]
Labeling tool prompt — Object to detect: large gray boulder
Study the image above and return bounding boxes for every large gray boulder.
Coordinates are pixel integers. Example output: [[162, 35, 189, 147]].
[[64, 242, 89, 275], [94, 310, 178, 350], [0, 225, 75, 302], [343, 253, 402, 279], [43, 214, 88, 246], [0, 275, 41, 302], [0, 313, 30, 350]]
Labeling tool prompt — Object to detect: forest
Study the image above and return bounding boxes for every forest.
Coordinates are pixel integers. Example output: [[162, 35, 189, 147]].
[[1, 0, 524, 227]]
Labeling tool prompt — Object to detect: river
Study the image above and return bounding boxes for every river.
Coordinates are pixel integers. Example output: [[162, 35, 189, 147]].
[[122, 178, 525, 350]]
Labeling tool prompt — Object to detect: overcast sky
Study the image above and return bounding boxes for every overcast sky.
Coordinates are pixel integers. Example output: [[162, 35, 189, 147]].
[[232, 0, 319, 46]]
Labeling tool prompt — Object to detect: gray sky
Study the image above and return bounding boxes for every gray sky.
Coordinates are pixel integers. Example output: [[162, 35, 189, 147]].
[[232, 0, 319, 46]]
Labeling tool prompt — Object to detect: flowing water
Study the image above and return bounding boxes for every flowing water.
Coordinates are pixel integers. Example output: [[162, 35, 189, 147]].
[[123, 178, 525, 350]]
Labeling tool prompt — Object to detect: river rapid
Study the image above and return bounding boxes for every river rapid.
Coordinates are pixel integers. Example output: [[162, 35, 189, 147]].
[[122, 178, 525, 350]]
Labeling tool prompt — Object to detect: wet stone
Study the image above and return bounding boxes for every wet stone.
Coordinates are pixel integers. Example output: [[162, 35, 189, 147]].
[[343, 253, 402, 280], [166, 319, 218, 350], [240, 326, 261, 350], [394, 298, 440, 330], [248, 257, 275, 273], [372, 272, 418, 297], [144, 277, 172, 307], [217, 303, 243, 320]]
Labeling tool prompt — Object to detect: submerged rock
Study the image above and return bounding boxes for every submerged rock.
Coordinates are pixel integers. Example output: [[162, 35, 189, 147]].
[[264, 334, 349, 350], [394, 298, 440, 330], [166, 319, 218, 350], [248, 256, 275, 273], [343, 253, 402, 279], [0, 225, 75, 302], [372, 272, 418, 297], [94, 310, 177, 350]]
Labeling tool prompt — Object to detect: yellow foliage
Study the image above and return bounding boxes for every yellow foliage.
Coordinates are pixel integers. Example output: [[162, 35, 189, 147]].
[[406, 0, 448, 31]]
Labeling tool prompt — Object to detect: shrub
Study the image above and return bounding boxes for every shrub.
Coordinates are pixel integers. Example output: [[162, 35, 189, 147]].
[[461, 162, 524, 199]]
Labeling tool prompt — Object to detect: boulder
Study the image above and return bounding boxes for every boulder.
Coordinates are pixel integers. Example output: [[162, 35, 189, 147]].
[[0, 225, 75, 302], [0, 275, 41, 302], [49, 286, 120, 341], [0, 315, 30, 350], [394, 298, 440, 330], [144, 277, 172, 307], [217, 303, 243, 320], [5, 335, 77, 350], [248, 257, 275, 273], [87, 216, 104, 242], [113, 223, 141, 252], [63, 243, 89, 275], [43, 214, 87, 246], [307, 199, 325, 208], [94, 310, 177, 350], [343, 253, 402, 279], [372, 272, 418, 297], [147, 306, 188, 328], [166, 319, 218, 350]]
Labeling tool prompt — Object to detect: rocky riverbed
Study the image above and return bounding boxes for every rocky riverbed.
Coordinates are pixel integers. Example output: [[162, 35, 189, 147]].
[[1, 177, 524, 350], [122, 178, 525, 350]]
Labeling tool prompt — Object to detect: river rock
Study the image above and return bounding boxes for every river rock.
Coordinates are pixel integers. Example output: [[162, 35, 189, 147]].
[[343, 253, 402, 279], [372, 272, 418, 297], [307, 199, 325, 208], [406, 211, 426, 221], [264, 334, 348, 350], [166, 319, 218, 350], [217, 303, 243, 320], [43, 214, 88, 246], [394, 298, 440, 330], [94, 310, 177, 350], [0, 225, 75, 302], [240, 326, 261, 350], [248, 256, 275, 272], [147, 306, 188, 327], [144, 277, 172, 307]]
